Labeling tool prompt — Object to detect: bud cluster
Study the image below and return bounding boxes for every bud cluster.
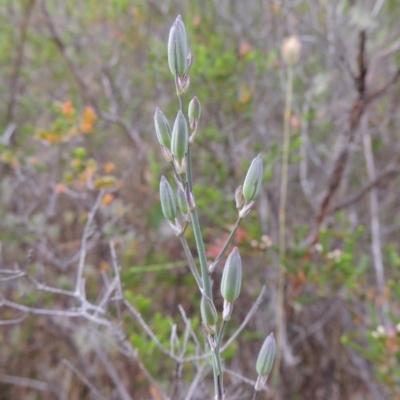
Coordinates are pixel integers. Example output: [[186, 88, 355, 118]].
[[154, 15, 273, 400]]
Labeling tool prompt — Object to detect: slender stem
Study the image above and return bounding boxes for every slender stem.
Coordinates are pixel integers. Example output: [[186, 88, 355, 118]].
[[209, 217, 241, 273], [215, 322, 227, 398], [252, 390, 260, 400], [185, 105, 223, 398], [179, 236, 202, 290], [186, 146, 212, 300], [215, 320, 227, 351], [276, 65, 293, 375]]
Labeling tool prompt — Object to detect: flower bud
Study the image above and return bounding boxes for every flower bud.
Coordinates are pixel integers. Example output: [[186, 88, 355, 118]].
[[171, 110, 189, 163], [243, 154, 263, 202], [176, 185, 188, 215], [281, 36, 301, 66], [168, 15, 188, 77], [221, 247, 242, 303], [154, 108, 171, 149], [160, 176, 177, 221], [256, 333, 276, 377], [200, 295, 218, 329], [188, 96, 201, 130]]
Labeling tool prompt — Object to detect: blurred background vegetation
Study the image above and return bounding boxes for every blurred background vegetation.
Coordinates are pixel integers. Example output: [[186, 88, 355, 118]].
[[1, 0, 400, 399]]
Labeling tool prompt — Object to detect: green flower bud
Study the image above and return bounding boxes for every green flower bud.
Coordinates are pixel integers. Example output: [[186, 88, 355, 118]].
[[168, 15, 187, 77], [243, 154, 263, 202], [160, 176, 177, 221], [200, 295, 218, 328], [171, 110, 188, 163], [188, 96, 201, 130], [221, 247, 242, 302], [154, 108, 171, 149], [256, 333, 276, 377], [176, 185, 188, 215]]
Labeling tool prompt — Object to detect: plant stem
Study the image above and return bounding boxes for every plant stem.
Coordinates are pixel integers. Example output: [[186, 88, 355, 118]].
[[180, 236, 202, 290], [276, 65, 293, 375], [186, 147, 212, 300], [209, 217, 242, 273]]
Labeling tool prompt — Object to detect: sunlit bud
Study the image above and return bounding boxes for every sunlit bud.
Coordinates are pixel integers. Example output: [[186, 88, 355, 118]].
[[243, 154, 263, 202], [177, 74, 190, 95], [281, 36, 301, 66], [235, 185, 245, 210], [171, 110, 189, 163], [176, 185, 188, 215], [188, 96, 201, 130], [185, 184, 196, 212], [168, 15, 188, 76], [254, 375, 268, 392], [154, 108, 171, 149], [160, 176, 177, 221], [160, 146, 173, 162], [200, 295, 218, 331], [173, 155, 187, 175], [221, 247, 242, 303], [238, 200, 254, 219], [256, 333, 276, 377], [222, 299, 233, 321], [186, 52, 193, 70]]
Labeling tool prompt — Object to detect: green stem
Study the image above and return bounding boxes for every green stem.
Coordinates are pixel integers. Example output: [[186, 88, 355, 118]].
[[186, 147, 212, 299], [209, 217, 241, 273], [276, 65, 293, 376], [179, 236, 202, 290]]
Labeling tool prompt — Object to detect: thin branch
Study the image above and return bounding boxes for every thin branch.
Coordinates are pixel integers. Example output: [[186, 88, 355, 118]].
[[61, 359, 108, 400], [331, 163, 400, 213], [5, 0, 36, 127], [0, 374, 48, 392], [41, 1, 144, 151], [93, 344, 133, 400], [75, 190, 105, 296], [361, 114, 389, 327]]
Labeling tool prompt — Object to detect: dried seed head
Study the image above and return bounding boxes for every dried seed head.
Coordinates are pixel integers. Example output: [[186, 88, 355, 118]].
[[256, 333, 276, 377], [168, 15, 188, 77], [281, 36, 301, 66], [159, 176, 177, 221], [154, 108, 171, 149], [243, 154, 263, 203], [221, 247, 242, 303], [171, 110, 189, 163]]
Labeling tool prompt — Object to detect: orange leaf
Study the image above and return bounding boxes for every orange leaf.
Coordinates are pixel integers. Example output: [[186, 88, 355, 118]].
[[101, 193, 114, 206]]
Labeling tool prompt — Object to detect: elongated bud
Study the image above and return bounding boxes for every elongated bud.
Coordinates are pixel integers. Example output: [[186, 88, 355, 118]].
[[281, 36, 301, 66], [168, 15, 188, 77], [176, 185, 188, 215], [256, 333, 276, 377], [221, 247, 242, 303], [154, 108, 171, 148], [200, 295, 218, 331], [243, 154, 263, 203], [188, 96, 201, 130], [160, 176, 177, 221], [171, 111, 189, 163], [235, 185, 245, 210]]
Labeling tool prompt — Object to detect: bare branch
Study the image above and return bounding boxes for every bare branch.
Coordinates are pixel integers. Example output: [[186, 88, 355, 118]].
[[61, 359, 109, 400]]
